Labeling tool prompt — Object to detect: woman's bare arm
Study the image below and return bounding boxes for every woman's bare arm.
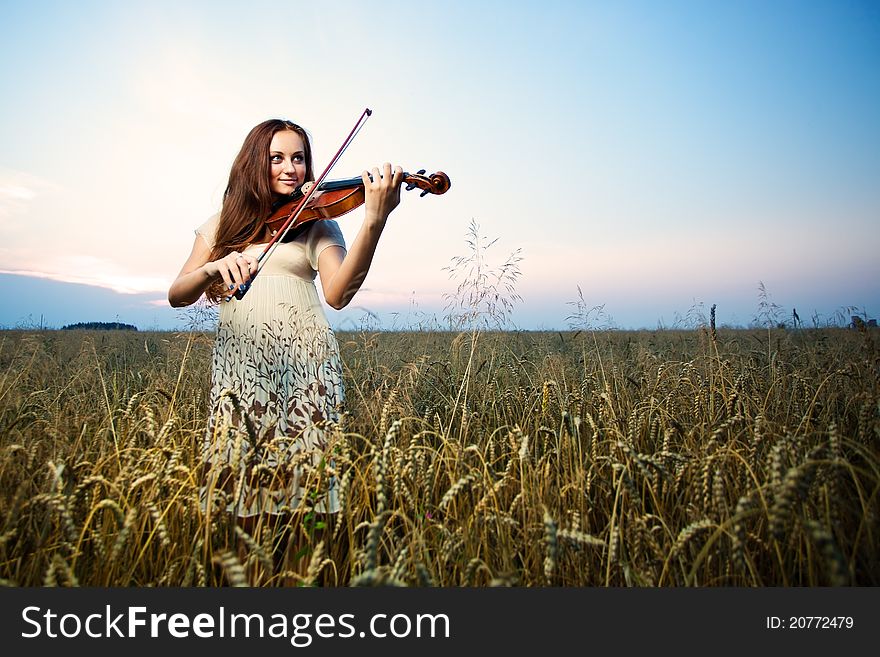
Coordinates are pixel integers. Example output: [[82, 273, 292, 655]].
[[317, 163, 403, 309], [168, 235, 258, 307]]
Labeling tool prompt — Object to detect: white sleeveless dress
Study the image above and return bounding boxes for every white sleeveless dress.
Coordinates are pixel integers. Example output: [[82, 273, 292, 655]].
[[195, 215, 345, 518]]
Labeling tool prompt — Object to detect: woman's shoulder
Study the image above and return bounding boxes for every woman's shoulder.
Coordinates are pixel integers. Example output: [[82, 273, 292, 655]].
[[195, 213, 220, 247], [307, 218, 344, 240], [305, 219, 346, 269]]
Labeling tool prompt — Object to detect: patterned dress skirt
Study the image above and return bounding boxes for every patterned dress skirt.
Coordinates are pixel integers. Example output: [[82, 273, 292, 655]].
[[199, 275, 343, 519]]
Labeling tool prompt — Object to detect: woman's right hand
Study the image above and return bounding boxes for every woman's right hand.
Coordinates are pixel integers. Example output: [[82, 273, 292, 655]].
[[203, 250, 259, 293]]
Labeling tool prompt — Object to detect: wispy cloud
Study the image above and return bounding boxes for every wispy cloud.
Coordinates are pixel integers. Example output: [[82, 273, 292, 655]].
[[0, 170, 60, 220], [0, 259, 171, 295]]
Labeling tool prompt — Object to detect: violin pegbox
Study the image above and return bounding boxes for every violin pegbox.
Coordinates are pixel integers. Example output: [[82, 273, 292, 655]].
[[404, 169, 451, 197]]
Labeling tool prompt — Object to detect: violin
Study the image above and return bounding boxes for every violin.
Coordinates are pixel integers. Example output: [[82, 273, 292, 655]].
[[265, 169, 451, 242]]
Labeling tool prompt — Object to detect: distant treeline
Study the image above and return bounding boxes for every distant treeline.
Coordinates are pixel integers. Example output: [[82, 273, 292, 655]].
[[61, 322, 138, 331]]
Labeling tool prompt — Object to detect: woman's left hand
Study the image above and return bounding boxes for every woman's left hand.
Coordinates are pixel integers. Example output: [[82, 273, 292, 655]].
[[362, 162, 403, 225]]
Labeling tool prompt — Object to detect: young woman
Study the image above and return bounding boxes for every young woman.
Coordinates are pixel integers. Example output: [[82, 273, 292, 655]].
[[168, 118, 403, 582]]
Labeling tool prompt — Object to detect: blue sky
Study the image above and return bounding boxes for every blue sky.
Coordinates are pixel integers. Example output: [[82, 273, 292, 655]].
[[2, 0, 878, 330]]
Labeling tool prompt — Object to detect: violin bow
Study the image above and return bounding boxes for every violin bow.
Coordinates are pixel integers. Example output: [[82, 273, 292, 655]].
[[228, 107, 373, 301]]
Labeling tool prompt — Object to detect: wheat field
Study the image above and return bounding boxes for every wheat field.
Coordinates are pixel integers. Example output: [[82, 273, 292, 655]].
[[0, 326, 877, 586]]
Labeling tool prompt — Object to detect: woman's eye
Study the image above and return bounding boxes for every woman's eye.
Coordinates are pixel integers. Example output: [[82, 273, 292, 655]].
[[270, 155, 282, 163], [293, 155, 304, 163]]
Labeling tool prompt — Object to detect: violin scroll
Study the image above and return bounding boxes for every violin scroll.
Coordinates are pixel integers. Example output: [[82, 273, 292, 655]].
[[404, 170, 451, 197]]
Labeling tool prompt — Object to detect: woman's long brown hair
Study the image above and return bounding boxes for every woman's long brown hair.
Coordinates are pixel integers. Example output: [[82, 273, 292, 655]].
[[205, 119, 315, 303]]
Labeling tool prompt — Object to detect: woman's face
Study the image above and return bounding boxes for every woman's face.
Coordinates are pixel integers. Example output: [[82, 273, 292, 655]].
[[269, 130, 307, 196]]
